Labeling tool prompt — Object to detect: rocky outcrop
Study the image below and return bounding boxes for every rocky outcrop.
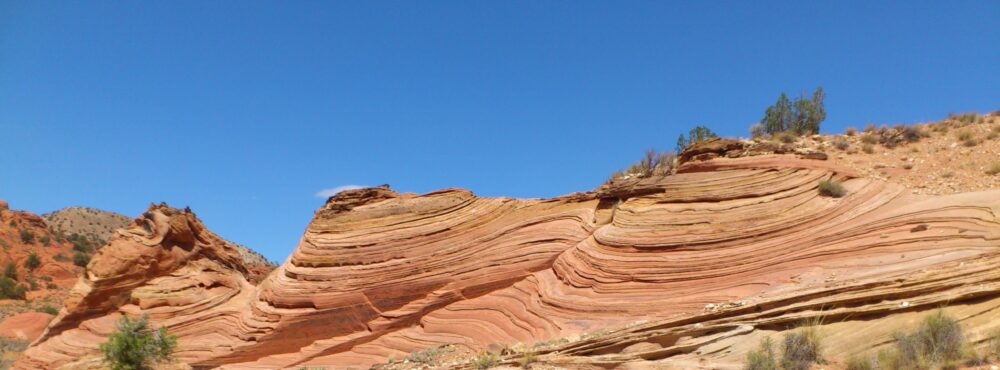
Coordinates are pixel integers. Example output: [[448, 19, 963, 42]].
[[16, 204, 267, 369], [17, 152, 1000, 369]]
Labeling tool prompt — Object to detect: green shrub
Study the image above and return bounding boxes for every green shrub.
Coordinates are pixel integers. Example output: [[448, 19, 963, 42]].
[[40, 235, 50, 246], [0, 277, 26, 300], [775, 131, 798, 144], [781, 326, 822, 370], [73, 252, 90, 267], [100, 314, 176, 370], [19, 229, 34, 243], [745, 337, 778, 370], [469, 351, 499, 370], [833, 138, 850, 150], [963, 137, 979, 147], [860, 134, 878, 144], [25, 252, 41, 271], [889, 310, 965, 368], [25, 276, 38, 291], [53, 253, 69, 262], [4, 262, 16, 280], [7, 220, 15, 228], [818, 179, 846, 198], [845, 127, 857, 136], [862, 144, 875, 154], [37, 304, 59, 315]]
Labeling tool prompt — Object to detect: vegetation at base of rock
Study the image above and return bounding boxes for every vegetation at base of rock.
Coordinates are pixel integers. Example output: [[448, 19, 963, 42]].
[[73, 251, 91, 267], [469, 351, 499, 370], [780, 326, 822, 370], [760, 88, 825, 135], [675, 125, 718, 152], [37, 304, 59, 315], [25, 252, 41, 271], [891, 310, 964, 368], [405, 346, 442, 364], [519, 349, 537, 369], [100, 314, 177, 370], [818, 179, 846, 198], [744, 323, 822, 370], [745, 337, 778, 370], [846, 310, 971, 370]]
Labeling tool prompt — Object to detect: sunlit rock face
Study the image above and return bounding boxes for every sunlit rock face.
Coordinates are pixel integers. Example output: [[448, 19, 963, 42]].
[[18, 148, 1000, 369]]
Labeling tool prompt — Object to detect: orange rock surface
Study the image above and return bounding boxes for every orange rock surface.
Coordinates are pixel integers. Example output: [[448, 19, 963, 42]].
[[15, 148, 1000, 369], [0, 312, 54, 342]]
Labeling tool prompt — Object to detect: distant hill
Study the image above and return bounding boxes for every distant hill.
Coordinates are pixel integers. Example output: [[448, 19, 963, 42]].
[[42, 207, 130, 245]]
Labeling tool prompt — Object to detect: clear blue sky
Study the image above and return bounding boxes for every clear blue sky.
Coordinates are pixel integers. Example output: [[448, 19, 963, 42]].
[[1, 1, 997, 262]]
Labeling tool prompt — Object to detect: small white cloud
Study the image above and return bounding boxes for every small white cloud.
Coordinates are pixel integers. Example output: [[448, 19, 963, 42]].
[[315, 185, 366, 198]]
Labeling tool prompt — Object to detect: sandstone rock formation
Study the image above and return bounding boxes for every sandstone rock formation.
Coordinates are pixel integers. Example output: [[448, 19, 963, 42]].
[[16, 149, 1000, 369]]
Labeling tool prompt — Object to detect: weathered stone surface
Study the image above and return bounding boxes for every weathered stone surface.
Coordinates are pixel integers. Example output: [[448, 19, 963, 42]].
[[17, 154, 1000, 370]]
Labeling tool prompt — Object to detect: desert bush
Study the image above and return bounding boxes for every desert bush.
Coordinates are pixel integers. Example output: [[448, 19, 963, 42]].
[[863, 123, 876, 133], [963, 137, 979, 147], [860, 134, 878, 144], [100, 314, 176, 370], [954, 113, 978, 125], [845, 127, 857, 136], [818, 179, 846, 198], [4, 262, 16, 280], [46, 283, 57, 290], [37, 304, 59, 315], [956, 130, 974, 141], [406, 346, 442, 364], [750, 123, 766, 138], [745, 337, 778, 370], [0, 240, 7, 250], [25, 252, 41, 271], [845, 354, 876, 370], [0, 277, 26, 300], [889, 310, 965, 368], [987, 162, 1000, 176], [862, 144, 875, 154], [832, 138, 850, 150], [73, 252, 90, 267], [469, 351, 499, 370], [900, 126, 925, 142], [40, 235, 50, 246], [53, 253, 69, 262], [781, 326, 822, 370], [775, 131, 798, 144], [614, 149, 676, 180], [519, 349, 537, 369], [19, 229, 34, 243]]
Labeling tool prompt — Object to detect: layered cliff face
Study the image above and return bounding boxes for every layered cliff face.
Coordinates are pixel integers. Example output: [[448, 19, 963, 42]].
[[17, 146, 1000, 369]]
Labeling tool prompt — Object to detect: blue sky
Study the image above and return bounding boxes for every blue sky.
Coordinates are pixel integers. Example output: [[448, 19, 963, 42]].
[[1, 1, 997, 262]]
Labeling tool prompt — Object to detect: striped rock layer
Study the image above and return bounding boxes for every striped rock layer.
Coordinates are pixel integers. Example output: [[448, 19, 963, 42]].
[[16, 153, 1000, 369]]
